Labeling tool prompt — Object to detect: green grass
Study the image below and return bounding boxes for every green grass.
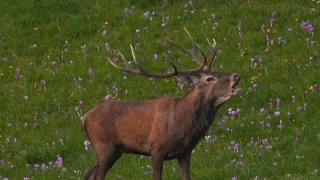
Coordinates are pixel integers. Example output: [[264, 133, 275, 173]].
[[1, 0, 320, 179]]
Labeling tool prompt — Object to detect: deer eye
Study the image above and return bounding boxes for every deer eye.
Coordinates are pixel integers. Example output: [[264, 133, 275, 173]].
[[205, 75, 216, 82]]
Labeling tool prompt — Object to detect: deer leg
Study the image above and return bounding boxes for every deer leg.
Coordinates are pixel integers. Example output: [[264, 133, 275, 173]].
[[85, 144, 122, 180], [84, 162, 99, 180], [151, 150, 164, 180], [177, 151, 192, 180], [95, 146, 122, 179]]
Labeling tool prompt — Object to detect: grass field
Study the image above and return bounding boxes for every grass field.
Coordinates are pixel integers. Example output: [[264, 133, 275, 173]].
[[1, 0, 320, 179]]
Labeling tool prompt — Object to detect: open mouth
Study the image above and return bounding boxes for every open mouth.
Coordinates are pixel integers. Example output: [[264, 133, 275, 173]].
[[231, 79, 241, 95]]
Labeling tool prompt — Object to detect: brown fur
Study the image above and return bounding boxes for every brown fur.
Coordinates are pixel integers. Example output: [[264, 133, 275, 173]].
[[83, 72, 240, 180]]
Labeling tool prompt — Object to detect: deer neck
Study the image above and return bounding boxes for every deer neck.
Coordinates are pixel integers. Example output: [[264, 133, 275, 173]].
[[175, 87, 218, 136]]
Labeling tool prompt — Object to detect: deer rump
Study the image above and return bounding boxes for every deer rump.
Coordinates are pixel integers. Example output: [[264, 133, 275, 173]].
[[82, 28, 240, 180]]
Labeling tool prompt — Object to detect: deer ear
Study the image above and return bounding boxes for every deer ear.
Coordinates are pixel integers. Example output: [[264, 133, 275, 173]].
[[181, 75, 200, 84]]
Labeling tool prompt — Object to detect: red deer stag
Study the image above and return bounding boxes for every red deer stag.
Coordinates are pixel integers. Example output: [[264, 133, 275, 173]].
[[82, 29, 240, 180]]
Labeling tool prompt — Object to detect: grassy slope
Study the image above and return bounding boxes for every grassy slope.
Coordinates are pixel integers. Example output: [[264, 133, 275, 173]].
[[0, 0, 320, 179]]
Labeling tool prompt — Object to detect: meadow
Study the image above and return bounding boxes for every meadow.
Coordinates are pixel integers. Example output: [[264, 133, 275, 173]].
[[0, 0, 320, 179]]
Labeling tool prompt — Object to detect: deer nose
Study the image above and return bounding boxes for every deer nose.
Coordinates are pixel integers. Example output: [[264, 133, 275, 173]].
[[233, 73, 241, 82]]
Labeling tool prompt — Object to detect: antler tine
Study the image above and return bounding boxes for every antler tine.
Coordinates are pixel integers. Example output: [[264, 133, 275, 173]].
[[130, 45, 145, 72], [196, 44, 207, 71], [164, 28, 203, 66], [206, 38, 217, 70], [107, 45, 178, 78]]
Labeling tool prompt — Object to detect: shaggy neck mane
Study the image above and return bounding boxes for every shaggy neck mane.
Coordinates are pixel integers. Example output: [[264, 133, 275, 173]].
[[175, 86, 218, 137]]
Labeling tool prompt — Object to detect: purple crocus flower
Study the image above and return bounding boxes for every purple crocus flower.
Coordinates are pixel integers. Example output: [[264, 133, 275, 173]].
[[287, 112, 291, 118], [153, 54, 158, 60], [276, 98, 280, 105], [105, 94, 112, 101], [88, 67, 92, 75], [269, 18, 274, 27], [143, 11, 149, 17], [135, 29, 140, 35], [253, 84, 258, 89], [55, 155, 63, 167]]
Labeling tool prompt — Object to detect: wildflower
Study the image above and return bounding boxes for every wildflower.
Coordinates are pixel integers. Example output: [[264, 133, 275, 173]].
[[231, 176, 237, 180], [211, 13, 215, 19], [79, 100, 83, 105], [15, 68, 20, 73], [287, 112, 291, 118], [112, 57, 118, 63], [300, 21, 314, 33], [55, 155, 63, 167], [59, 138, 64, 145], [123, 8, 129, 14], [177, 82, 184, 89], [276, 98, 280, 105], [143, 11, 149, 17], [34, 27, 38, 31], [288, 28, 293, 32], [292, 95, 296, 103], [153, 54, 158, 60], [105, 94, 112, 101], [161, 23, 166, 28], [309, 85, 314, 90], [274, 111, 280, 117], [84, 140, 91, 151], [269, 18, 274, 27], [88, 67, 92, 75], [136, 29, 140, 35], [260, 108, 266, 114], [252, 84, 258, 89]]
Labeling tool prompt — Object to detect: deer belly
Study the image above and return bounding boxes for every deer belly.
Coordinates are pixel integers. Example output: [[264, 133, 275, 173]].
[[164, 139, 192, 159]]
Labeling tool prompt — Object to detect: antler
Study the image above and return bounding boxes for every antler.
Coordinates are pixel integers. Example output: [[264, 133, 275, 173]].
[[206, 38, 217, 70], [107, 45, 178, 78], [107, 29, 217, 80], [165, 28, 217, 71]]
